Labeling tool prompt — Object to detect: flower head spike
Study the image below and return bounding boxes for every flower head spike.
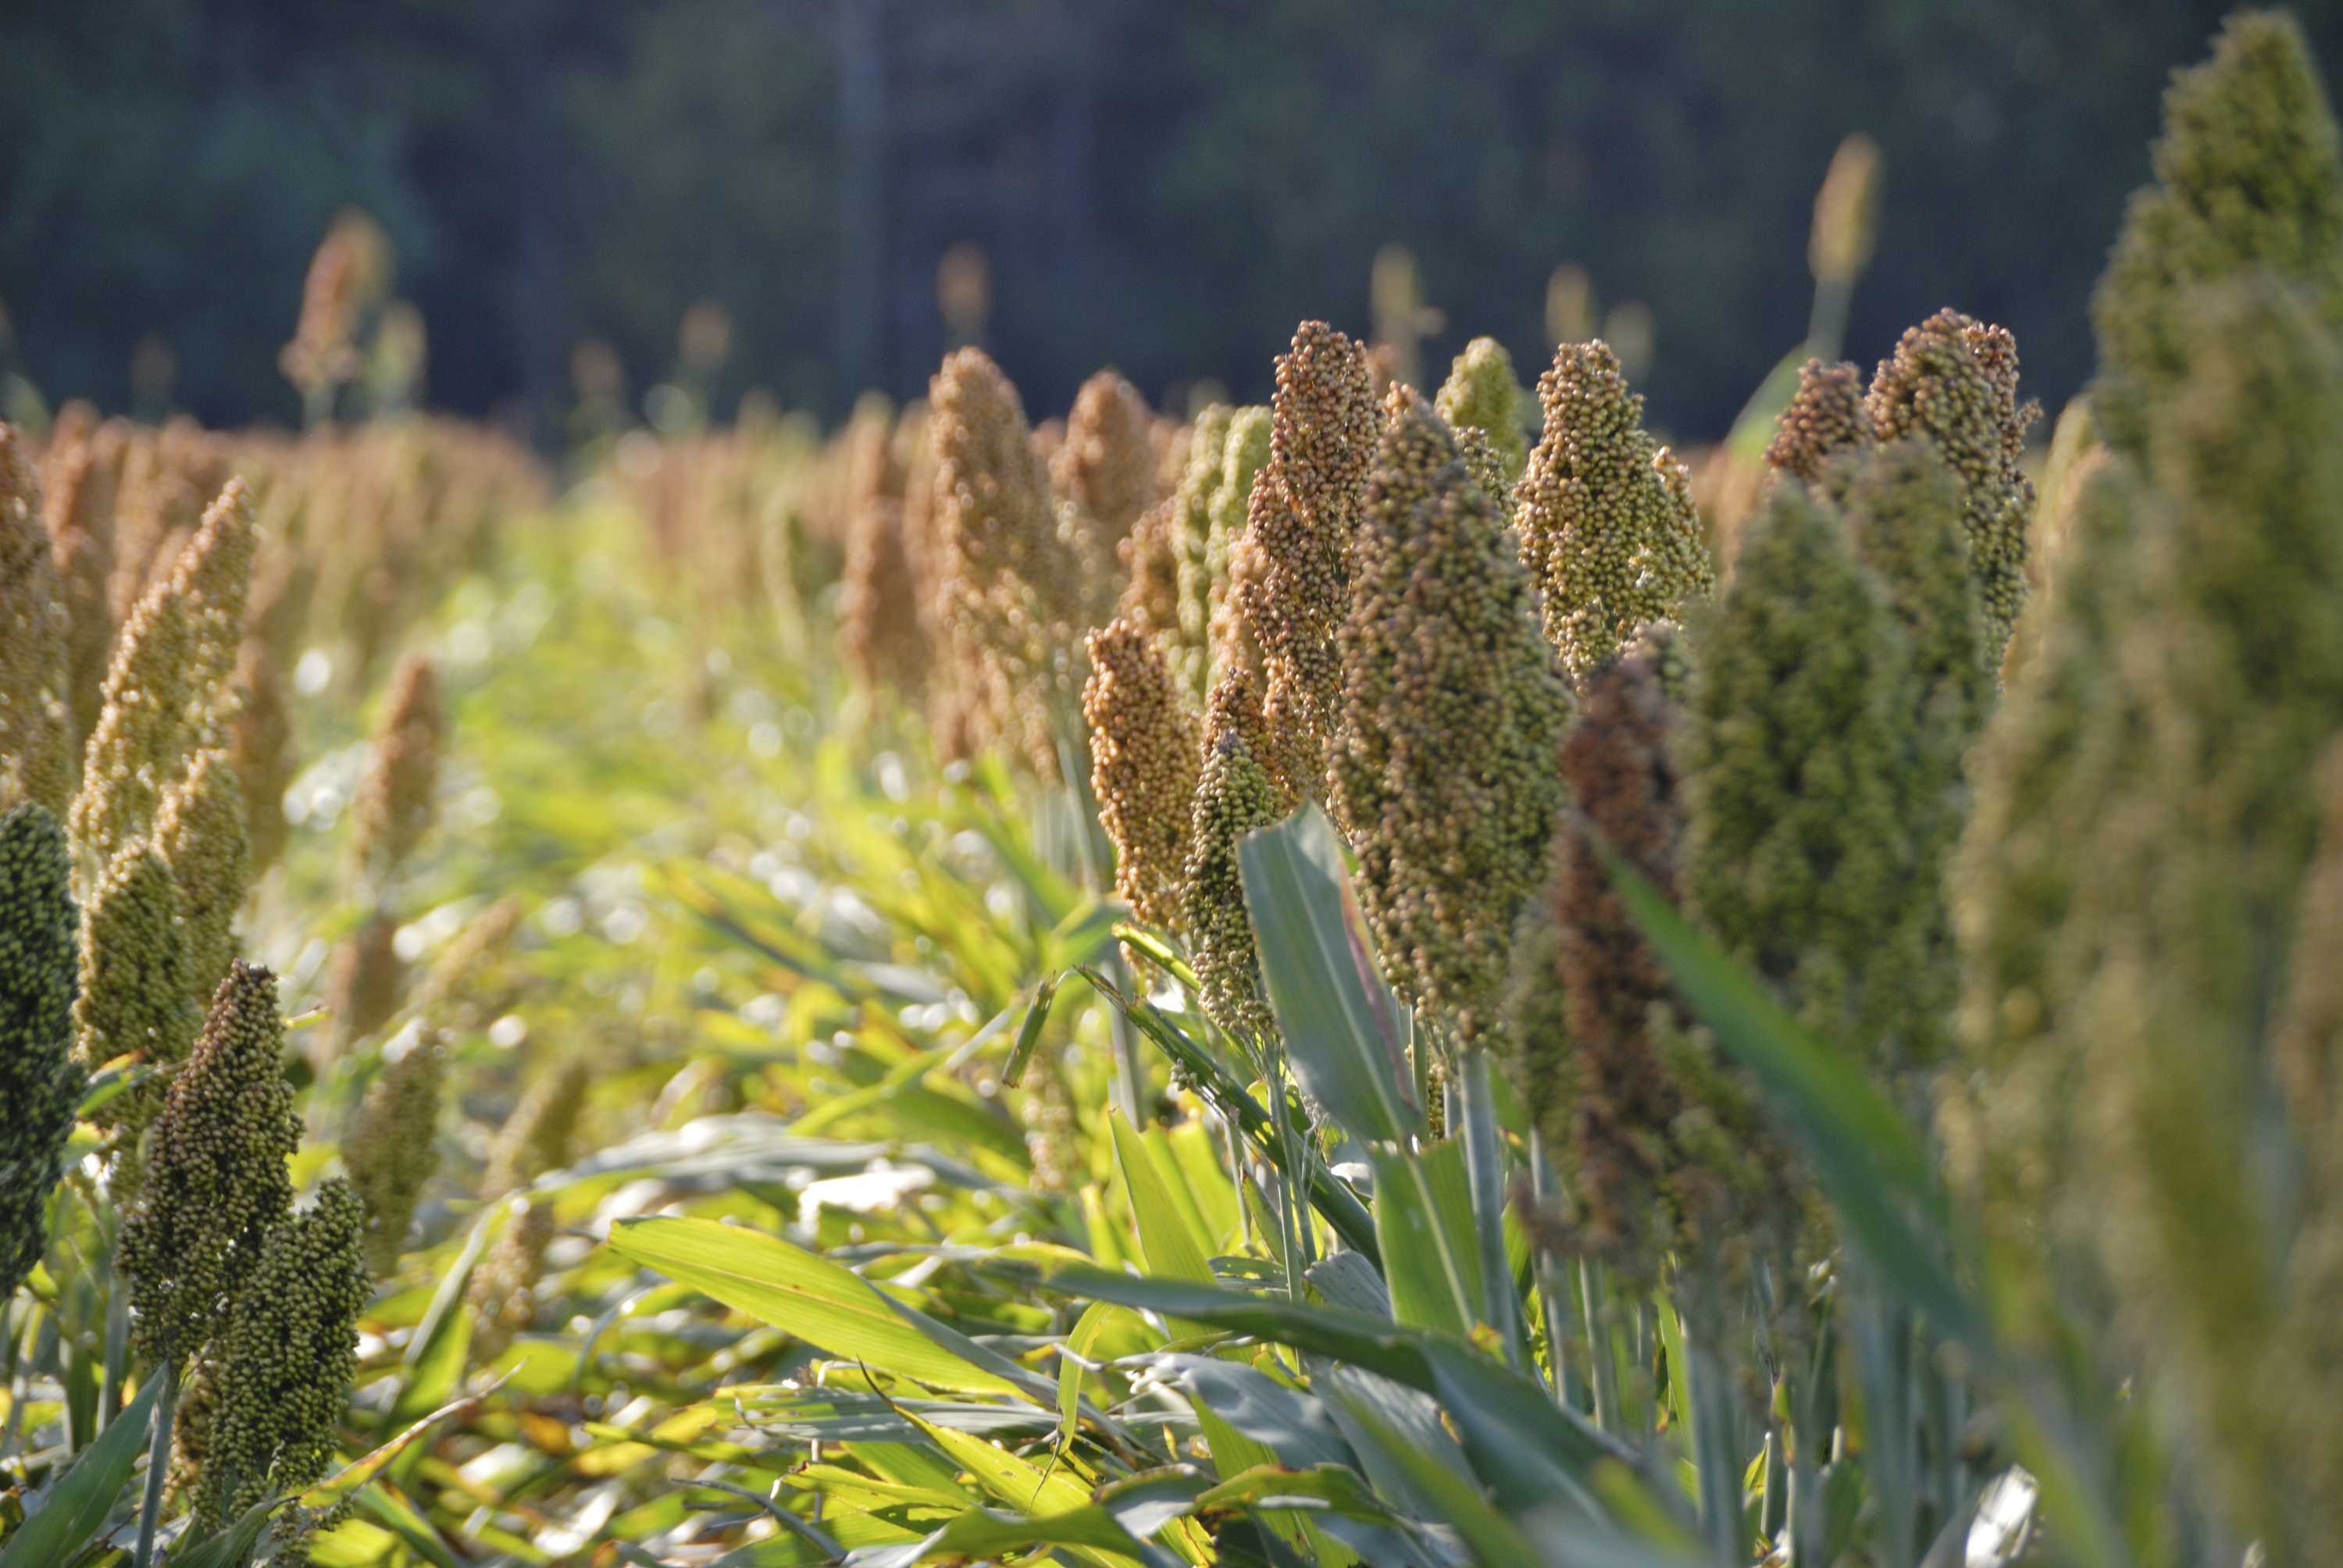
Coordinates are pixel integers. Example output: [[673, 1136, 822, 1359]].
[[39, 435, 119, 749], [226, 641, 294, 877], [191, 1177, 369, 1545], [1683, 481, 1916, 1068], [1083, 620, 1202, 930], [1054, 371, 1159, 549], [0, 426, 72, 818], [466, 1197, 554, 1364], [931, 348, 1079, 773], [1238, 323, 1378, 769], [1517, 340, 1715, 679], [73, 841, 200, 1143], [1434, 337, 1529, 483], [167, 478, 259, 741], [483, 1059, 591, 1200], [1866, 310, 2039, 660], [348, 651, 444, 889], [71, 577, 197, 878], [1953, 276, 2343, 1553], [0, 804, 83, 1299], [1186, 674, 1286, 1043], [1763, 359, 1874, 488], [323, 911, 405, 1059], [1510, 651, 1796, 1263], [1200, 408, 1274, 690], [840, 493, 929, 706], [1331, 400, 1573, 1042], [344, 1029, 446, 1275], [120, 961, 300, 1367], [155, 749, 250, 1002], [2093, 9, 2343, 460]]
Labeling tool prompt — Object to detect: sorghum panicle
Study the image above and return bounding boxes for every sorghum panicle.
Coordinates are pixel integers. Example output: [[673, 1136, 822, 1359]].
[[2092, 9, 2343, 461], [1186, 673, 1286, 1044], [1330, 398, 1572, 1043], [191, 1178, 369, 1544], [0, 426, 73, 818], [121, 961, 301, 1366], [344, 1029, 447, 1276], [73, 840, 200, 1122], [1053, 371, 1160, 550], [1763, 359, 1874, 488], [349, 650, 444, 889], [1682, 481, 1915, 1069], [0, 804, 83, 1299], [1082, 620, 1202, 931], [1434, 337, 1529, 496], [155, 748, 251, 1002], [1238, 323, 1378, 773], [226, 640, 295, 877], [1516, 340, 1715, 679], [1865, 310, 2039, 661]]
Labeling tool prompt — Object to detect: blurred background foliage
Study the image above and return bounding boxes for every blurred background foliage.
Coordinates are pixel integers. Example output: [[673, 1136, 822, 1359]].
[[7, 0, 2341, 439]]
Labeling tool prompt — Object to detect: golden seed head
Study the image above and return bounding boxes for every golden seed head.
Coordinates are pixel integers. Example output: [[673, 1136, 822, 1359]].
[[1866, 309, 2038, 661], [154, 748, 250, 1003], [1764, 359, 1874, 487], [1083, 620, 1202, 930], [349, 650, 444, 888], [0, 426, 72, 818]]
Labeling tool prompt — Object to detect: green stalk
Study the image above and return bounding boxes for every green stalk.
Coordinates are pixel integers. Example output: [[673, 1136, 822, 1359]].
[[1454, 1046, 1525, 1370], [1581, 1257, 1619, 1434], [132, 1362, 178, 1568]]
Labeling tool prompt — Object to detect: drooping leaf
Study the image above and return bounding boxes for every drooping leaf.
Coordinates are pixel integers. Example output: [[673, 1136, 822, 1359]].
[[608, 1216, 1024, 1395]]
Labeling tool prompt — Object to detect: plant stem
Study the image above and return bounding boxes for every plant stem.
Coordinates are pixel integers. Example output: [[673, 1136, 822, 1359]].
[[133, 1361, 179, 1568], [1454, 1047, 1525, 1369]]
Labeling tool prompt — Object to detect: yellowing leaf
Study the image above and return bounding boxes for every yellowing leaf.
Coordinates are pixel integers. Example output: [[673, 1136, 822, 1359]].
[[608, 1215, 1022, 1395]]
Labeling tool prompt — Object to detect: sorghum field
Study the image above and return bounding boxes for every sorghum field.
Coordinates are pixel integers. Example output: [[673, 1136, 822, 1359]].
[[6, 10, 2343, 1567]]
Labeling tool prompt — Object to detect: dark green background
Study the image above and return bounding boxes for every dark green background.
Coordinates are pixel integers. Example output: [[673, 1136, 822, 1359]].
[[4, 0, 2334, 440]]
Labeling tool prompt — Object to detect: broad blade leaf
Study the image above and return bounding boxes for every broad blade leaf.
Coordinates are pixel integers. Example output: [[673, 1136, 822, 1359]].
[[1237, 805, 1421, 1145], [0, 1372, 159, 1568], [608, 1216, 1022, 1395], [1604, 851, 1981, 1345]]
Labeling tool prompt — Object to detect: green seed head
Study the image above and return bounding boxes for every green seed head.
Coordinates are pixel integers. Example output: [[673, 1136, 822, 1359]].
[[191, 1177, 369, 1540], [344, 1029, 448, 1276], [1517, 340, 1715, 679], [1332, 398, 1572, 1043], [2092, 9, 2343, 461], [121, 960, 299, 1367], [0, 804, 83, 1299]]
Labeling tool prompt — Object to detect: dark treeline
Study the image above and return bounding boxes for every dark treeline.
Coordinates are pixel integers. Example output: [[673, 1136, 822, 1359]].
[[4, 0, 2334, 439]]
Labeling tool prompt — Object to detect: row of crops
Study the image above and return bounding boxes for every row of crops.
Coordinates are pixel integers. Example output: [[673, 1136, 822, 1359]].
[[4, 9, 2342, 1566]]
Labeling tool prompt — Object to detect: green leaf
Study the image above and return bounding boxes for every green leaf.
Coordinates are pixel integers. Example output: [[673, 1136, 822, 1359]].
[[1110, 1110, 1217, 1292], [608, 1216, 1023, 1395], [1058, 1301, 1115, 1457], [163, 1495, 279, 1567], [1368, 1142, 1482, 1340], [1085, 969, 1378, 1263], [0, 1370, 159, 1568], [1603, 850, 1981, 1345], [1326, 1389, 1553, 1568], [1236, 805, 1421, 1146]]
